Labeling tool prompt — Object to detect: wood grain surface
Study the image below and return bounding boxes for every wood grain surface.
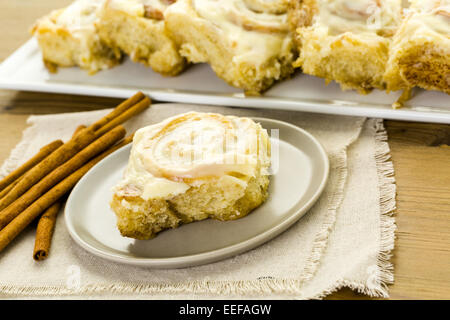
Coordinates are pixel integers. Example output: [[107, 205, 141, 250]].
[[0, 0, 449, 300]]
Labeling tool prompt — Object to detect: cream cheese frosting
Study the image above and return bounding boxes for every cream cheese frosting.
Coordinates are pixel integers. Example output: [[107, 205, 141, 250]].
[[406, 1, 450, 37], [177, 0, 292, 67], [389, 1, 449, 55], [114, 112, 271, 200], [313, 0, 402, 36], [55, 0, 104, 32], [107, 0, 174, 18]]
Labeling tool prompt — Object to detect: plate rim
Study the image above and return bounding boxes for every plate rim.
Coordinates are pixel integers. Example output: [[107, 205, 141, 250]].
[[64, 117, 330, 268]]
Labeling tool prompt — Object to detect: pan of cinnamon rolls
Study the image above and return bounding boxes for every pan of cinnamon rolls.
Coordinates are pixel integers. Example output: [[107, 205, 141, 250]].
[[32, 0, 449, 96]]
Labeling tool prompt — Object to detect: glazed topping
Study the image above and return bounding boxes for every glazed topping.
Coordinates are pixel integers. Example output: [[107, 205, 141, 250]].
[[314, 0, 402, 36], [169, 0, 292, 66], [398, 1, 450, 38], [194, 0, 288, 34], [108, 0, 175, 19], [115, 112, 270, 200], [419, 7, 450, 35], [55, 0, 104, 31], [409, 0, 450, 13], [242, 0, 289, 14], [413, 1, 450, 36]]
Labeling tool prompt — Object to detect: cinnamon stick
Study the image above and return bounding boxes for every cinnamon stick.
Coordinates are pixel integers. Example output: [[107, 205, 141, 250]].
[[0, 179, 19, 200], [72, 125, 87, 138], [0, 129, 98, 211], [94, 96, 151, 137], [32, 124, 86, 261], [0, 140, 63, 193], [32, 201, 61, 261], [0, 134, 134, 253], [89, 91, 146, 131], [0, 93, 149, 211], [0, 125, 126, 230]]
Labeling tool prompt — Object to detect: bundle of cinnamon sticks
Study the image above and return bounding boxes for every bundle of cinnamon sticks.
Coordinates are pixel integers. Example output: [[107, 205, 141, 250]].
[[0, 91, 151, 260]]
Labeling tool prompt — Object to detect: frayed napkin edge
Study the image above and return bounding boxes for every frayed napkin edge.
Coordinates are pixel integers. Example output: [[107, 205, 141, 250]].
[[311, 119, 397, 299]]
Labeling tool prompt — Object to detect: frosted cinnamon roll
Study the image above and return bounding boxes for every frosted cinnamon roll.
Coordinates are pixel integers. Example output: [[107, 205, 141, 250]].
[[164, 0, 295, 94], [97, 0, 186, 76], [384, 0, 450, 94], [111, 112, 271, 240], [31, 0, 121, 74], [288, 0, 403, 93]]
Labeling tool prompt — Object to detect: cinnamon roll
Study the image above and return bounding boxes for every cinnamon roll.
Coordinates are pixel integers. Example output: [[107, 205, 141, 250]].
[[97, 0, 186, 76], [164, 0, 296, 94], [288, 0, 403, 93], [384, 0, 450, 94], [31, 0, 121, 74], [111, 112, 271, 240]]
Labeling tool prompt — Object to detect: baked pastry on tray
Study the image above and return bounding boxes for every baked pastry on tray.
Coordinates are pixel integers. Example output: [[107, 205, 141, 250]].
[[384, 0, 450, 94], [31, 0, 121, 74], [111, 112, 271, 240], [165, 0, 296, 94], [98, 0, 186, 76], [288, 0, 403, 93]]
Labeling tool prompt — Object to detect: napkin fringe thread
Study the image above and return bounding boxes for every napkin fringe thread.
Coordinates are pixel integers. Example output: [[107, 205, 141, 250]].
[[372, 119, 396, 296], [0, 280, 303, 297], [311, 119, 396, 299]]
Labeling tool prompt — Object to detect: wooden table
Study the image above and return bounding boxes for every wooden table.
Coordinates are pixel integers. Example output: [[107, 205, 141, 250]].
[[0, 0, 449, 300]]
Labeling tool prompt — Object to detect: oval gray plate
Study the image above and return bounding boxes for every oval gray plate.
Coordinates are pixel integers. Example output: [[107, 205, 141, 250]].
[[65, 118, 329, 268]]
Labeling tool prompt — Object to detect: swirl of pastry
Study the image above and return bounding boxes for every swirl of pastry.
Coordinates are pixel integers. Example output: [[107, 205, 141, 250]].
[[422, 3, 450, 37], [432, 2, 450, 19], [193, 0, 288, 34], [131, 112, 270, 183], [403, 0, 449, 36], [108, 0, 177, 20], [328, 0, 381, 21], [313, 0, 401, 36], [55, 0, 104, 33], [410, 0, 449, 13], [242, 0, 289, 14]]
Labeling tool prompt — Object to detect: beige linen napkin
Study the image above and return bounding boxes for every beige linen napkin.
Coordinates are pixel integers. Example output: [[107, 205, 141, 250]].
[[0, 104, 396, 299]]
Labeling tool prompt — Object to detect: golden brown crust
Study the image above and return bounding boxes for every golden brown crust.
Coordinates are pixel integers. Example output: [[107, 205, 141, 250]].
[[165, 0, 296, 94], [385, 42, 450, 94], [111, 174, 269, 240], [287, 0, 317, 48], [31, 6, 122, 74], [384, 5, 450, 94], [288, 0, 401, 93], [97, 1, 186, 76], [111, 195, 181, 240]]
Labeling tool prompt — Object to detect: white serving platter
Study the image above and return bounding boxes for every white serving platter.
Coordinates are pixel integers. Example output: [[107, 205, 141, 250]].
[[65, 118, 329, 268], [0, 38, 449, 123]]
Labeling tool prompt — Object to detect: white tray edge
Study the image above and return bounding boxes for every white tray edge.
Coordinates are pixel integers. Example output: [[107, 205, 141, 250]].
[[0, 39, 449, 124]]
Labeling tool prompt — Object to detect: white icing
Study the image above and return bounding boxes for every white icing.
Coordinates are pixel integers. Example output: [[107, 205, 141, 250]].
[[408, 1, 450, 36], [313, 0, 402, 36], [114, 112, 270, 200], [56, 0, 104, 31], [107, 0, 174, 17], [169, 0, 292, 67], [391, 1, 449, 48], [418, 10, 450, 35]]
